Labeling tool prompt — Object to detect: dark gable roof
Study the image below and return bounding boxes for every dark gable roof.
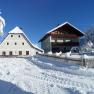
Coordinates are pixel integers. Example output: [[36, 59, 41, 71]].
[[39, 22, 84, 42]]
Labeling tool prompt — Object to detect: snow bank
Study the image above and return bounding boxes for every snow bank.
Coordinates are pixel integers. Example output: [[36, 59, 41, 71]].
[[55, 51, 62, 56], [47, 51, 52, 55]]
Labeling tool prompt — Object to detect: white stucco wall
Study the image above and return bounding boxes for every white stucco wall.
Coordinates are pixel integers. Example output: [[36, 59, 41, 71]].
[[0, 33, 40, 56], [41, 36, 51, 53]]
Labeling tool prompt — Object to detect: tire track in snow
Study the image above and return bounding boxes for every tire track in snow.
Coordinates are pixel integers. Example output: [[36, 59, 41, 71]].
[[31, 55, 94, 77], [23, 68, 94, 93], [0, 57, 93, 93], [25, 56, 94, 93]]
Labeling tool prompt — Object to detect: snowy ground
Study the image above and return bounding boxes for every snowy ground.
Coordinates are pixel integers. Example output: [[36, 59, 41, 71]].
[[0, 55, 94, 94]]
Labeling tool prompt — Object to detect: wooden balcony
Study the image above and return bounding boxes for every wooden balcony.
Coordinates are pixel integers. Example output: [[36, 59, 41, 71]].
[[52, 42, 79, 47], [51, 34, 79, 38]]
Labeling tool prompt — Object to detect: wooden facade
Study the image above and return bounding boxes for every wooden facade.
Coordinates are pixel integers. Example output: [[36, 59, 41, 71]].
[[39, 22, 84, 53]]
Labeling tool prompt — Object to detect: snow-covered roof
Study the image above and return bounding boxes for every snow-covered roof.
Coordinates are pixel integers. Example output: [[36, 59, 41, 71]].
[[39, 22, 85, 42], [9, 26, 24, 34], [9, 26, 43, 52], [47, 22, 84, 34]]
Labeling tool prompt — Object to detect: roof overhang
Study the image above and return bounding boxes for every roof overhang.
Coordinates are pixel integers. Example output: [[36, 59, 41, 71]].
[[39, 22, 84, 42]]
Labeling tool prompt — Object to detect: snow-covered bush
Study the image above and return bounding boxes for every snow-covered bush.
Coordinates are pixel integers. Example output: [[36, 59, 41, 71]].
[[80, 26, 94, 52], [55, 51, 62, 56], [47, 51, 52, 55], [65, 51, 71, 57], [81, 41, 94, 53]]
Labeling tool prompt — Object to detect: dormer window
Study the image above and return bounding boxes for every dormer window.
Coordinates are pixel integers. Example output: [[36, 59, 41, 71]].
[[11, 35, 13, 37]]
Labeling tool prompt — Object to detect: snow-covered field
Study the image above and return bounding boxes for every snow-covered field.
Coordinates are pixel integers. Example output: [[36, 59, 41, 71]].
[[0, 55, 94, 94]]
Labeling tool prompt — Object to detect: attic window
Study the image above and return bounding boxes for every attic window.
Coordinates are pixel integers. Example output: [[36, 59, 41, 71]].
[[11, 35, 13, 37]]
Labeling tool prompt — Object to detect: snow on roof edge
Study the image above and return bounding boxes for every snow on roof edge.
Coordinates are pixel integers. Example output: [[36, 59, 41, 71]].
[[47, 22, 84, 35], [66, 22, 85, 35], [23, 33, 44, 52], [39, 22, 85, 42], [9, 26, 24, 34]]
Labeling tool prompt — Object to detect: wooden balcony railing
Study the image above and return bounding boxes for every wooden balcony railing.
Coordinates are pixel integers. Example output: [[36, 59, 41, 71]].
[[52, 42, 79, 46], [51, 34, 78, 38]]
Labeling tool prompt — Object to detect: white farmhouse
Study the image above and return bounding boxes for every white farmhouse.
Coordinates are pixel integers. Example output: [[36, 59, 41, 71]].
[[0, 26, 43, 56]]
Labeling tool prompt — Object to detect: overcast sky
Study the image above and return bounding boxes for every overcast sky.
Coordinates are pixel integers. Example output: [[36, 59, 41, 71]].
[[0, 0, 94, 45]]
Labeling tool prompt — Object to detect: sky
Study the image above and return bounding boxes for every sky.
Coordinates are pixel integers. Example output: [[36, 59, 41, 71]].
[[0, 0, 94, 46]]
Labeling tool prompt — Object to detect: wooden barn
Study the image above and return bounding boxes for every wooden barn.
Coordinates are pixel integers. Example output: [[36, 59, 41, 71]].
[[39, 22, 84, 53]]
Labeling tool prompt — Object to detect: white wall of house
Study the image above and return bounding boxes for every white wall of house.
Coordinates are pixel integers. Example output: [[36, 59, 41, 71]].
[[0, 33, 41, 56], [41, 36, 51, 53]]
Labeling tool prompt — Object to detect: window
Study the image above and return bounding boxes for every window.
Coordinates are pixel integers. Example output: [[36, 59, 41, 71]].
[[11, 35, 13, 37], [18, 35, 20, 38], [15, 42, 17, 45], [22, 42, 24, 45], [19, 51, 22, 55], [7, 42, 9, 45], [65, 40, 71, 42], [26, 51, 29, 55], [9, 51, 12, 55], [2, 51, 6, 56]]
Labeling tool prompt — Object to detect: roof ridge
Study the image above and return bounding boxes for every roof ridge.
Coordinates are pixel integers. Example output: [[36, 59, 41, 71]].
[[9, 26, 24, 34], [39, 22, 84, 42]]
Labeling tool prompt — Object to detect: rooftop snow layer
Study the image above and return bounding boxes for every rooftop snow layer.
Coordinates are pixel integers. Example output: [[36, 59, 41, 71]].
[[9, 26, 24, 34], [46, 22, 84, 34], [39, 22, 85, 42]]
